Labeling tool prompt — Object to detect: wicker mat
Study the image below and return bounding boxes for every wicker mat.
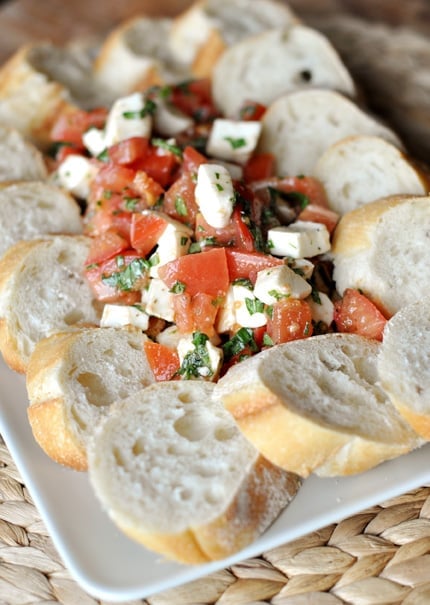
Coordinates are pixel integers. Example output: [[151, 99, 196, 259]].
[[1, 438, 430, 605]]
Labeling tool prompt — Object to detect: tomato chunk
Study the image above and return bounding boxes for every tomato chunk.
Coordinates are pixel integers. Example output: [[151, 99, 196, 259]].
[[159, 247, 229, 297], [86, 230, 129, 265], [225, 249, 283, 283], [267, 298, 313, 345], [297, 204, 339, 234], [108, 137, 149, 165], [51, 107, 108, 147], [334, 288, 387, 341], [143, 340, 180, 382], [278, 176, 329, 208], [85, 251, 147, 303], [130, 212, 167, 256], [243, 153, 275, 183]]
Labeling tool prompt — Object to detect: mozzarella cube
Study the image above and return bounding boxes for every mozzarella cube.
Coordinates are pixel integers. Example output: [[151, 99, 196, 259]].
[[82, 127, 107, 157], [177, 334, 223, 381], [100, 303, 149, 330], [232, 285, 267, 329], [254, 264, 312, 305], [209, 159, 243, 181], [144, 278, 175, 322], [156, 325, 183, 349], [307, 291, 335, 327], [216, 286, 237, 333], [56, 155, 99, 199], [104, 92, 153, 148], [206, 119, 262, 164], [153, 100, 194, 137], [286, 257, 315, 280], [146, 213, 192, 277], [267, 221, 331, 258], [195, 163, 235, 228]]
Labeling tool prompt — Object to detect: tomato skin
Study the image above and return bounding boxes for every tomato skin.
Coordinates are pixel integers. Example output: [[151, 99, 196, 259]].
[[297, 204, 339, 234], [159, 247, 230, 297], [267, 298, 314, 345], [108, 137, 149, 165], [231, 205, 256, 252], [86, 230, 129, 265], [194, 212, 236, 246], [130, 212, 167, 256], [278, 176, 329, 208], [238, 101, 267, 121], [334, 288, 387, 341], [173, 291, 218, 336], [171, 79, 218, 123], [182, 146, 207, 174], [94, 163, 136, 193], [225, 249, 283, 283], [132, 146, 179, 188], [50, 107, 108, 147], [163, 171, 199, 227], [143, 340, 180, 381], [85, 251, 144, 303], [243, 153, 275, 183]]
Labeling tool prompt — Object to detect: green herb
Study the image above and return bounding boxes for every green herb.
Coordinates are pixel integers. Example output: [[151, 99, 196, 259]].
[[103, 190, 113, 200], [215, 183, 224, 192], [86, 263, 99, 270], [97, 149, 109, 162], [178, 332, 213, 379], [239, 104, 256, 120], [175, 196, 188, 216], [170, 280, 186, 294], [266, 305, 274, 319], [304, 321, 311, 336], [311, 288, 322, 305], [233, 278, 253, 289], [124, 197, 140, 211], [132, 304, 146, 313], [245, 297, 265, 315], [222, 327, 258, 361], [180, 236, 189, 246], [263, 333, 274, 347], [122, 99, 156, 119], [224, 136, 247, 149], [268, 289, 290, 301], [268, 187, 310, 210], [102, 257, 150, 291], [152, 137, 183, 158]]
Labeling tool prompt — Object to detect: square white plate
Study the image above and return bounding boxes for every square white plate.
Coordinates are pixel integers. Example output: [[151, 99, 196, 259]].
[[1, 356, 430, 602]]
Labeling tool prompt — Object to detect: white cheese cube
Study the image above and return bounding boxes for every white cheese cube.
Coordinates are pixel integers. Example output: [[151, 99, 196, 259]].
[[232, 285, 267, 329], [144, 278, 175, 322], [254, 264, 312, 305], [153, 100, 194, 137], [104, 92, 152, 148], [206, 119, 262, 164], [286, 258, 315, 280], [267, 221, 331, 258], [195, 163, 235, 228], [209, 159, 243, 181], [100, 303, 149, 330], [216, 285, 237, 333], [56, 155, 99, 199], [177, 334, 223, 381], [156, 325, 183, 349], [147, 213, 193, 277], [82, 127, 107, 157], [307, 291, 334, 327]]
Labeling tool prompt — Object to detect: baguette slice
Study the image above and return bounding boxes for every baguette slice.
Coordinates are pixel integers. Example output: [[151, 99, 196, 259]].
[[215, 333, 421, 478], [0, 125, 47, 181], [258, 89, 402, 177], [212, 25, 355, 118], [331, 195, 430, 317], [0, 43, 109, 148], [93, 16, 188, 101], [314, 135, 428, 215], [378, 296, 430, 439], [0, 235, 100, 373], [87, 380, 300, 563], [0, 181, 82, 258], [27, 327, 155, 471], [169, 0, 299, 77]]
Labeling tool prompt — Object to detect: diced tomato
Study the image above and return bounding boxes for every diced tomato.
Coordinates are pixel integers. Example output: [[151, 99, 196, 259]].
[[173, 291, 218, 336], [86, 230, 129, 265], [132, 145, 179, 188], [267, 298, 314, 345], [171, 79, 218, 123], [278, 176, 329, 208], [334, 288, 387, 341], [195, 212, 236, 246], [50, 107, 108, 147], [163, 172, 199, 227], [243, 153, 275, 183], [94, 163, 136, 193], [132, 171, 164, 206], [297, 203, 340, 234], [252, 325, 268, 349], [85, 251, 145, 303], [225, 249, 283, 283], [108, 137, 149, 165], [54, 145, 82, 164], [130, 212, 167, 256], [173, 292, 194, 334], [231, 205, 256, 252], [238, 101, 267, 121], [182, 146, 207, 174], [159, 247, 229, 297], [85, 195, 133, 240], [143, 340, 180, 382]]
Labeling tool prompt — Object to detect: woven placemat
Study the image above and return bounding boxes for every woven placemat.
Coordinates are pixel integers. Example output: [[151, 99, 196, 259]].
[[1, 437, 430, 605]]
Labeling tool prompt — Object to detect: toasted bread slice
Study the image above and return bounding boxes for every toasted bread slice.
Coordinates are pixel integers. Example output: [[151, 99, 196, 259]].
[[0, 125, 47, 180]]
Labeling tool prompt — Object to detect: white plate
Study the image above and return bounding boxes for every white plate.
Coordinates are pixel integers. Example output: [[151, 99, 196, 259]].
[[1, 356, 430, 602]]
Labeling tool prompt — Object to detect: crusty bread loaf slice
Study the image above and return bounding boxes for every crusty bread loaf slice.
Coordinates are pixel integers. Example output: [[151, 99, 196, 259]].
[[0, 181, 82, 258], [93, 16, 188, 101], [378, 296, 430, 439], [0, 125, 47, 181], [87, 380, 300, 563], [314, 135, 428, 215], [0, 235, 100, 373], [27, 327, 155, 471], [331, 195, 430, 317], [258, 89, 402, 177], [0, 43, 109, 148], [212, 25, 355, 118], [169, 0, 299, 77], [215, 333, 421, 478]]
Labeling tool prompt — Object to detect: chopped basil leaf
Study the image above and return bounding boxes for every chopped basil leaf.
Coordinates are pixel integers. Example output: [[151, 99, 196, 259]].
[[233, 278, 253, 289], [102, 257, 150, 291], [124, 197, 140, 211], [222, 327, 258, 361], [263, 333, 274, 347], [103, 190, 113, 199], [215, 183, 224, 192], [245, 297, 265, 315], [175, 195, 188, 216], [170, 280, 186, 294], [178, 332, 213, 379], [97, 149, 109, 162], [152, 137, 183, 158], [180, 236, 189, 246], [86, 263, 99, 270], [132, 304, 147, 313], [122, 99, 156, 119], [268, 187, 310, 210], [311, 288, 322, 304], [224, 136, 247, 149], [268, 289, 290, 301]]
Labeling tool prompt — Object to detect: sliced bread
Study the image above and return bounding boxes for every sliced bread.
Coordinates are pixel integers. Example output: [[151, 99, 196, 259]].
[[331, 195, 430, 317], [212, 25, 355, 118], [314, 135, 429, 215], [258, 89, 402, 177], [87, 380, 301, 563], [0, 235, 100, 373], [215, 333, 421, 478], [0, 181, 82, 259], [378, 296, 430, 439], [0, 125, 47, 181], [27, 326, 154, 471]]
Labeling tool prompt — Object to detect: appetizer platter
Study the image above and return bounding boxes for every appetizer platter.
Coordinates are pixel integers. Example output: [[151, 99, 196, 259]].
[[0, 0, 430, 601]]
